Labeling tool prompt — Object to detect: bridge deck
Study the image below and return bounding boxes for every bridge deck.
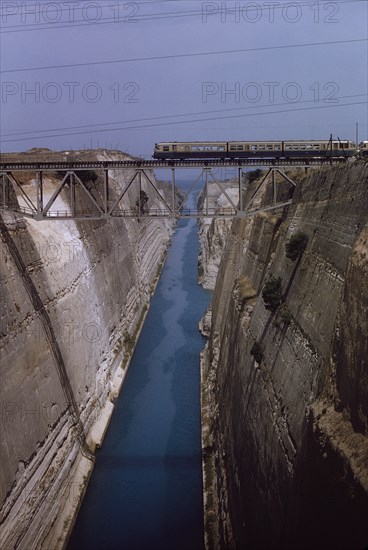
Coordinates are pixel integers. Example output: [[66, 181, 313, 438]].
[[0, 157, 345, 171]]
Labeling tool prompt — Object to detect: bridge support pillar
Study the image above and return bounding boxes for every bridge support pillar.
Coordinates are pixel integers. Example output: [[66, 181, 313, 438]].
[[36, 171, 43, 216], [238, 166, 243, 212]]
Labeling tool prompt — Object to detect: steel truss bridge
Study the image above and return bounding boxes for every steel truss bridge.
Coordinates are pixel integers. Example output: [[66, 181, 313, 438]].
[[0, 158, 345, 221]]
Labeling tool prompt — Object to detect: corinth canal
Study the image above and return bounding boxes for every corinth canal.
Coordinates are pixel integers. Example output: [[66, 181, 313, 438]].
[[68, 188, 211, 550]]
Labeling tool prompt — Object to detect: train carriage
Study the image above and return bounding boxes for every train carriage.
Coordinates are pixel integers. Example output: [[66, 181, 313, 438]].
[[154, 142, 228, 159], [359, 141, 368, 156], [153, 140, 357, 159]]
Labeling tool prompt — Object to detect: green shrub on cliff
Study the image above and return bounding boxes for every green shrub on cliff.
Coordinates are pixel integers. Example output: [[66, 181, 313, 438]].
[[123, 331, 136, 354], [278, 304, 292, 327], [262, 276, 283, 312], [250, 341, 263, 364], [285, 231, 308, 261]]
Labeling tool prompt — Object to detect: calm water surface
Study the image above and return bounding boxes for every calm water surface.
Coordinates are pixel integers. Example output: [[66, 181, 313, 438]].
[[68, 191, 211, 550]]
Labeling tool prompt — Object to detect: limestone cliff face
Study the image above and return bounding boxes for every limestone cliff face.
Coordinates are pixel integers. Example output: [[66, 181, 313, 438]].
[[0, 150, 173, 549], [201, 163, 368, 549], [198, 182, 239, 290]]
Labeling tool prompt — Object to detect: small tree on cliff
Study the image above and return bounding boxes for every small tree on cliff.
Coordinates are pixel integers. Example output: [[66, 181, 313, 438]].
[[278, 304, 292, 327], [250, 341, 263, 364], [285, 231, 308, 261], [262, 276, 283, 312]]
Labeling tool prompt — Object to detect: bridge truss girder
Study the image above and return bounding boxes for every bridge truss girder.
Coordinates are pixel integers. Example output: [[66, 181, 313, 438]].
[[0, 164, 301, 221]]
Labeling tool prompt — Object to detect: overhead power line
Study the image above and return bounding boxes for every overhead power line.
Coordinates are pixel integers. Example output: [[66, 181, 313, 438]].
[[0, 0, 366, 33], [1, 38, 366, 74], [2, 93, 367, 138], [1, 99, 365, 143]]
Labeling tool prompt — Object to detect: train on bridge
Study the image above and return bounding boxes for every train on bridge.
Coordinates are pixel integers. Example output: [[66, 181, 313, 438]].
[[154, 140, 368, 160]]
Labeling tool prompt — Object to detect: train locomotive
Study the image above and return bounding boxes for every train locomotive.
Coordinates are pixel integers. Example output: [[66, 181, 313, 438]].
[[153, 140, 364, 160]]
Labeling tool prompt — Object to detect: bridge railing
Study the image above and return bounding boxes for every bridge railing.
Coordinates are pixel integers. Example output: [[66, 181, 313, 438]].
[[0, 202, 238, 220]]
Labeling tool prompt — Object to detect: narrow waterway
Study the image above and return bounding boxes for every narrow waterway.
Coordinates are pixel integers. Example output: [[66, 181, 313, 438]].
[[68, 190, 211, 550]]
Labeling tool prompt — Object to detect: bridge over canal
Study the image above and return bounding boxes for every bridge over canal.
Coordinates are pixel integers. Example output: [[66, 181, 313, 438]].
[[0, 157, 345, 221]]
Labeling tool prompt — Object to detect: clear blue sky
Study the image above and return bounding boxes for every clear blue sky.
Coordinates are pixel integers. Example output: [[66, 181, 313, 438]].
[[1, 0, 367, 157]]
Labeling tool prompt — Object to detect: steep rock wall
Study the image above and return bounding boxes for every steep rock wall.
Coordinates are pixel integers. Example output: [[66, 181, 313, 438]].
[[198, 182, 239, 290], [201, 162, 368, 549], [0, 150, 173, 549]]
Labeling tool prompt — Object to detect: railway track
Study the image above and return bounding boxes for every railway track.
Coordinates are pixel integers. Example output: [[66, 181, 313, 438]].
[[0, 157, 349, 171]]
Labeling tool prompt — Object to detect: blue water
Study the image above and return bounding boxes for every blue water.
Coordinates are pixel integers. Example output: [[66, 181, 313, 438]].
[[68, 191, 211, 550]]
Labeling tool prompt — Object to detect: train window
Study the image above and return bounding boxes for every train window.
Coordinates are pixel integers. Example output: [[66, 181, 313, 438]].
[[274, 145, 281, 150], [163, 146, 170, 151], [251, 145, 258, 150], [237, 145, 244, 151], [230, 145, 237, 151], [306, 145, 312, 149], [267, 145, 273, 150]]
